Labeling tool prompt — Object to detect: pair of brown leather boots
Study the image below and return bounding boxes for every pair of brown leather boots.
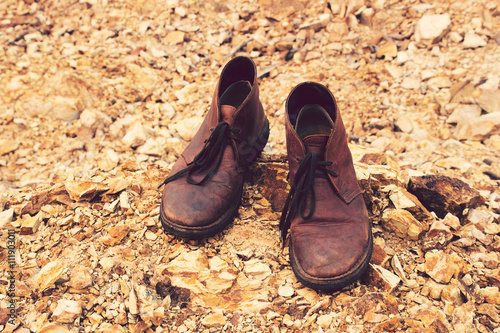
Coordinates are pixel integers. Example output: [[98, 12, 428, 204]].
[[159, 57, 372, 291]]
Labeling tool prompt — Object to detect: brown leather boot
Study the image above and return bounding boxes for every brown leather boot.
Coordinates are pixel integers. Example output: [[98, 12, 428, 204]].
[[159, 57, 269, 239], [281, 82, 372, 291]]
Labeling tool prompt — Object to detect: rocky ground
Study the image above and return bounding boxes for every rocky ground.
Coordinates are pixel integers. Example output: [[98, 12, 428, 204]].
[[1, 0, 500, 332]]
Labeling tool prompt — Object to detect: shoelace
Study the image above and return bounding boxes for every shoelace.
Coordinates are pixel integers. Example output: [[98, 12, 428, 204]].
[[279, 151, 338, 244], [158, 121, 240, 187]]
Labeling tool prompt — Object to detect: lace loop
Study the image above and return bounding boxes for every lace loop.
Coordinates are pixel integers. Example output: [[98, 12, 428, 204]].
[[279, 151, 338, 244], [158, 121, 239, 188]]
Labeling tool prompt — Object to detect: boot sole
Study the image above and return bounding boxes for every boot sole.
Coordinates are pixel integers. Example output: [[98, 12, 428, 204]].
[[289, 230, 373, 292], [160, 118, 270, 240]]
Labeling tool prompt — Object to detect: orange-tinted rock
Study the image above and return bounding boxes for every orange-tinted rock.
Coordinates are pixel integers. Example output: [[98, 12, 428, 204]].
[[477, 303, 500, 322], [389, 187, 433, 223], [65, 180, 109, 202], [52, 299, 82, 323], [381, 208, 427, 240], [363, 264, 401, 292], [370, 243, 390, 266], [68, 264, 93, 290], [249, 158, 289, 211], [408, 175, 485, 218], [353, 292, 399, 317], [424, 250, 461, 284], [375, 317, 401, 331], [36, 259, 65, 292]]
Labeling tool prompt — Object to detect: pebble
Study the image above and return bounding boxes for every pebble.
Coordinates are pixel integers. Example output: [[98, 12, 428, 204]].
[[278, 284, 294, 297], [462, 32, 487, 48], [376, 40, 398, 59], [0, 208, 14, 228], [52, 299, 82, 323], [395, 115, 413, 133], [476, 89, 500, 113], [36, 259, 65, 292], [165, 31, 185, 44], [201, 312, 226, 327], [69, 264, 93, 290], [316, 314, 334, 329], [449, 31, 463, 43], [364, 264, 401, 292], [145, 230, 158, 240], [381, 208, 427, 240], [396, 51, 409, 64], [424, 250, 460, 284], [122, 122, 148, 148]]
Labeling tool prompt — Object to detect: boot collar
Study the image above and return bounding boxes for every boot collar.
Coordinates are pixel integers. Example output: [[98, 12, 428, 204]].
[[285, 82, 361, 204]]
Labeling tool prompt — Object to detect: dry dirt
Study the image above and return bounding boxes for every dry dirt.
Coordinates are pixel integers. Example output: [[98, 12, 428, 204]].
[[1, 0, 500, 332]]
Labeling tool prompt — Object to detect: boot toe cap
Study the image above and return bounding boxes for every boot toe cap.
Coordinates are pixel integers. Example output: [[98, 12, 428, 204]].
[[160, 165, 243, 237], [290, 222, 372, 283]]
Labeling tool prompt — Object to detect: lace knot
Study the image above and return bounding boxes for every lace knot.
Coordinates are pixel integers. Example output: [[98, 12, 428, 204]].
[[158, 121, 238, 187]]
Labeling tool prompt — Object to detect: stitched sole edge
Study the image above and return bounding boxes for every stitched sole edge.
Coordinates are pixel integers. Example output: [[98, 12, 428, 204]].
[[159, 118, 270, 240], [289, 230, 373, 292]]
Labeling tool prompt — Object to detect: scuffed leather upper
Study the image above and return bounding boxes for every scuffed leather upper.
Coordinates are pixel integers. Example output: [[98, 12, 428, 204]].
[[285, 82, 371, 279], [161, 57, 266, 229]]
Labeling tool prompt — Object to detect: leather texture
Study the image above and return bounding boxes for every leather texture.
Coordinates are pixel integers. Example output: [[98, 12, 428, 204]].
[[284, 82, 372, 290], [160, 57, 268, 239]]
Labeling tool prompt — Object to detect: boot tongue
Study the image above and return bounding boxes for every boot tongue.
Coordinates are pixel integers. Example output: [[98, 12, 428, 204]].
[[302, 135, 329, 159], [220, 105, 237, 125]]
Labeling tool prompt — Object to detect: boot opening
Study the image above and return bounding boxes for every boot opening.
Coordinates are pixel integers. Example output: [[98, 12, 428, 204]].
[[219, 80, 252, 108], [295, 104, 334, 140]]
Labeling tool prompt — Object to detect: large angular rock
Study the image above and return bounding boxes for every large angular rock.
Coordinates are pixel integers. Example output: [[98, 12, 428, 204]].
[[135, 284, 160, 324], [68, 264, 93, 290], [446, 104, 481, 124], [389, 187, 433, 222], [477, 303, 500, 322], [202, 256, 237, 294], [425, 219, 453, 246], [201, 312, 226, 328], [171, 116, 204, 141], [471, 112, 500, 140], [480, 287, 500, 305], [122, 122, 148, 148], [0, 139, 19, 156], [363, 264, 401, 292], [414, 14, 451, 44], [424, 250, 461, 284], [477, 89, 500, 113], [408, 175, 485, 218], [381, 208, 427, 240], [453, 112, 500, 140], [36, 259, 65, 292], [20, 212, 43, 235], [462, 32, 487, 48], [22, 96, 83, 122], [52, 299, 82, 323], [0, 208, 14, 229], [65, 180, 109, 202]]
